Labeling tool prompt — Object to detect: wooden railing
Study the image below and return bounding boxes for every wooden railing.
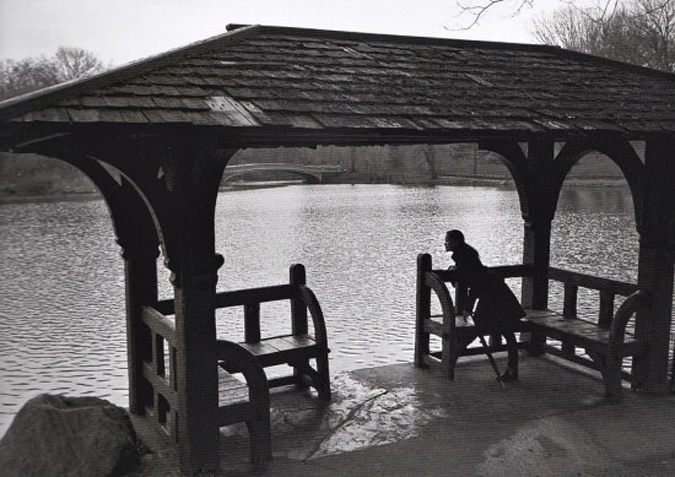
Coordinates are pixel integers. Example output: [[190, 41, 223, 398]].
[[155, 263, 330, 399], [212, 264, 330, 399], [140, 304, 177, 437], [548, 266, 639, 326], [535, 267, 647, 373], [415, 252, 650, 397], [140, 300, 272, 464]]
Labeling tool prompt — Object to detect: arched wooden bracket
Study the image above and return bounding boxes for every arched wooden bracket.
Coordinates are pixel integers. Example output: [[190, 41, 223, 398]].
[[555, 137, 645, 228], [478, 138, 531, 219], [17, 136, 163, 260], [478, 138, 527, 166]]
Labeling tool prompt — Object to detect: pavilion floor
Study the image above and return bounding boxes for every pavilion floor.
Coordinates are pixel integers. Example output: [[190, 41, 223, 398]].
[[131, 354, 675, 476]]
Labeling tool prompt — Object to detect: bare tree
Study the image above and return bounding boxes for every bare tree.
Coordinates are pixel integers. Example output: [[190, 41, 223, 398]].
[[0, 47, 105, 101], [454, 0, 536, 28], [532, 0, 675, 71], [631, 0, 675, 70], [52, 47, 106, 81]]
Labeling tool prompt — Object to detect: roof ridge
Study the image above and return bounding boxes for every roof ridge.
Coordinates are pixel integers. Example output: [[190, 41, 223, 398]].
[[226, 23, 546, 51]]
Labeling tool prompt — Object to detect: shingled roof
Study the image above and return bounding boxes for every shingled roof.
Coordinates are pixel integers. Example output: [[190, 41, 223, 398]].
[[2, 24, 675, 149]]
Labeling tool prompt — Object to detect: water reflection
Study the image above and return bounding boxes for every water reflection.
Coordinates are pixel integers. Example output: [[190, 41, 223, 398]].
[[0, 184, 641, 436]]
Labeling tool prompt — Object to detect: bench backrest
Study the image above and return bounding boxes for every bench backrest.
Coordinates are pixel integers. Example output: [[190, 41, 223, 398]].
[[547, 267, 639, 328], [153, 263, 326, 345], [215, 263, 328, 345]]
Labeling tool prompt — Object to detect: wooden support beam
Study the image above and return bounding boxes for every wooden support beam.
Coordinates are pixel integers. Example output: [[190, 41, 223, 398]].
[[165, 143, 230, 473], [122, 244, 158, 415], [170, 253, 224, 473], [633, 135, 675, 394], [478, 137, 557, 311]]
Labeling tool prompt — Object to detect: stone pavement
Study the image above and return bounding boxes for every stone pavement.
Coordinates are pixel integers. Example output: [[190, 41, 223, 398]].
[[134, 355, 675, 476]]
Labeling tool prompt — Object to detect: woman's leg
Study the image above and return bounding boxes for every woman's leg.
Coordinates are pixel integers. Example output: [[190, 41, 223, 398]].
[[504, 332, 518, 368], [500, 332, 519, 381]]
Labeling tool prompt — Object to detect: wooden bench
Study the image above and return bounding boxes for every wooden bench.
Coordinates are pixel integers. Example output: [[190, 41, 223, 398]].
[[139, 263, 329, 466], [414, 253, 650, 399], [140, 306, 272, 466], [216, 263, 331, 400]]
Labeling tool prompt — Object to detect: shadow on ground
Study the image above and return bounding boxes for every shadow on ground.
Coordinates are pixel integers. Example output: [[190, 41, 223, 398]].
[[134, 356, 675, 476]]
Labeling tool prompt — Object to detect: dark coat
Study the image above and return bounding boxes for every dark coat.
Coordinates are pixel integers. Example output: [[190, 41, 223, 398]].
[[451, 243, 525, 333]]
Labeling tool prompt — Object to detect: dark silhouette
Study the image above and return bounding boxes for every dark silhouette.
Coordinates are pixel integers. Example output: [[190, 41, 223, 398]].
[[445, 229, 525, 381]]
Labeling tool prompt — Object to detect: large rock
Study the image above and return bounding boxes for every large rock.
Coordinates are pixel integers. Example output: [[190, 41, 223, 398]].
[[0, 394, 139, 476]]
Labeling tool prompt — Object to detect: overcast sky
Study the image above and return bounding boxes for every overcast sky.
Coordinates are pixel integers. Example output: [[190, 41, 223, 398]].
[[1, 0, 584, 67]]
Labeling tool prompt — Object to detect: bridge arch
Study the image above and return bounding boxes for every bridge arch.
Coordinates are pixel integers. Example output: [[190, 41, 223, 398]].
[[222, 163, 342, 184]]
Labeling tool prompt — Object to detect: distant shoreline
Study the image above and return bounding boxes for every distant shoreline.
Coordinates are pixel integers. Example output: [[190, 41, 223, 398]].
[[0, 192, 103, 205], [0, 176, 629, 205]]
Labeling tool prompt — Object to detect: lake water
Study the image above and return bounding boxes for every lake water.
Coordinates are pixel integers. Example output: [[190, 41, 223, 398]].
[[0, 183, 642, 436]]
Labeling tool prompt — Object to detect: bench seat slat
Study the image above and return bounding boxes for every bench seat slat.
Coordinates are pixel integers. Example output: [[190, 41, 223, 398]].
[[218, 367, 249, 406], [239, 334, 324, 368], [424, 316, 477, 337], [240, 334, 317, 353], [522, 312, 640, 353]]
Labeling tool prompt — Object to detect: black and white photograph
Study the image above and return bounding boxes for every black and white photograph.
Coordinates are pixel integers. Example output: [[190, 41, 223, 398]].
[[1, 1, 674, 475]]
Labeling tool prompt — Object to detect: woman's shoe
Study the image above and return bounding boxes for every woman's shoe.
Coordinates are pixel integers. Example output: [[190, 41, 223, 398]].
[[498, 365, 518, 382]]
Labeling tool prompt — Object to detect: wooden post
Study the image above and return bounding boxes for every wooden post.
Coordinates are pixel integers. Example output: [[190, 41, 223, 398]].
[[108, 177, 161, 417], [521, 139, 558, 356], [521, 138, 556, 310], [122, 241, 159, 415], [158, 136, 233, 475], [415, 253, 432, 368], [290, 263, 308, 336], [290, 263, 309, 387], [522, 218, 552, 310], [563, 282, 578, 319], [561, 282, 578, 356], [633, 136, 675, 394], [244, 303, 261, 344], [169, 252, 224, 472], [598, 290, 614, 329], [476, 137, 556, 311]]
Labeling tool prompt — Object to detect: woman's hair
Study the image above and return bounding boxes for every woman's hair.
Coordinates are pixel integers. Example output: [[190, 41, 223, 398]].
[[446, 229, 465, 243]]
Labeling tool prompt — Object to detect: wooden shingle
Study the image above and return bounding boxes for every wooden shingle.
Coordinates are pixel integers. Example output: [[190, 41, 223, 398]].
[[1, 24, 674, 142]]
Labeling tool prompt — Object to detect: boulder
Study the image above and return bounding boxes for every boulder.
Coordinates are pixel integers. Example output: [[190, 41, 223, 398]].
[[0, 394, 139, 476]]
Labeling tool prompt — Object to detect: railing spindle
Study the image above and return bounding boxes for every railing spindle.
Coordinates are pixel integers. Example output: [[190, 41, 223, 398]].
[[244, 302, 261, 343], [599, 290, 615, 329], [563, 282, 578, 318]]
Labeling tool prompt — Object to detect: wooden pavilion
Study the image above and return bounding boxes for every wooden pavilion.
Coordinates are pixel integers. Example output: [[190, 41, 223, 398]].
[[1, 25, 674, 474]]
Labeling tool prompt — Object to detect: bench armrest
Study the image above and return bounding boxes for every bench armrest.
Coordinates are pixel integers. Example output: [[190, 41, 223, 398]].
[[424, 271, 457, 333], [297, 285, 329, 346], [216, 339, 269, 395], [609, 290, 651, 348]]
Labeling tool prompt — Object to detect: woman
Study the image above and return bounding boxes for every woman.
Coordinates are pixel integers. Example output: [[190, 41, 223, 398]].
[[445, 229, 525, 381]]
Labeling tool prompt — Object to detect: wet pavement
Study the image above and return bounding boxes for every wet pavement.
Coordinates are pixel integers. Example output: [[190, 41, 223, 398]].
[[133, 355, 675, 476]]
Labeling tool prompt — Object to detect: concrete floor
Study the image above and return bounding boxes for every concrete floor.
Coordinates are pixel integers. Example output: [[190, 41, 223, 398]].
[[133, 355, 675, 476]]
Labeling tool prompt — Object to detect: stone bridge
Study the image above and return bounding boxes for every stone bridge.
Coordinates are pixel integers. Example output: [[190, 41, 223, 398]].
[[222, 163, 344, 183]]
